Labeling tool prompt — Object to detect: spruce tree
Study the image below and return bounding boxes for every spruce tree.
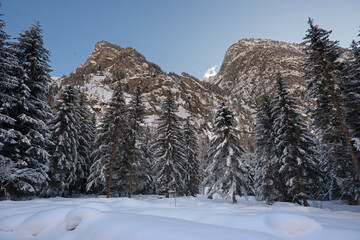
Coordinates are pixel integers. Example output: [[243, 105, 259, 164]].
[[87, 83, 127, 197], [303, 18, 360, 182], [48, 85, 81, 197], [183, 117, 200, 196], [271, 74, 320, 206], [153, 90, 186, 198], [139, 125, 155, 194], [127, 83, 150, 198], [253, 94, 282, 204], [77, 92, 96, 193], [0, 8, 24, 199], [1, 21, 52, 198], [343, 30, 360, 157], [203, 103, 253, 203]]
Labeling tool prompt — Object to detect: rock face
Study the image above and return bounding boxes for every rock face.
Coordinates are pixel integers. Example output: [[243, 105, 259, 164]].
[[49, 38, 330, 146], [49, 41, 226, 135], [210, 38, 309, 137]]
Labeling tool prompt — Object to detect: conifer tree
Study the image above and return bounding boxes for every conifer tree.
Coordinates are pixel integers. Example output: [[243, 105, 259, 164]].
[[127, 83, 150, 197], [342, 30, 360, 157], [77, 92, 95, 193], [153, 90, 186, 198], [1, 21, 52, 198], [204, 103, 253, 203], [139, 125, 155, 194], [271, 74, 319, 206], [253, 94, 282, 204], [87, 83, 127, 197], [0, 8, 25, 199], [48, 85, 81, 197], [303, 18, 360, 182], [183, 117, 200, 196]]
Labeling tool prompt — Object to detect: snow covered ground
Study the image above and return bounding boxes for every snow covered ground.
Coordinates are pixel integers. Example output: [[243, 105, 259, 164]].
[[0, 196, 359, 240]]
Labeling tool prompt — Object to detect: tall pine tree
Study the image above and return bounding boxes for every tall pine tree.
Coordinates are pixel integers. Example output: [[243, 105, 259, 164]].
[[183, 117, 200, 196], [303, 18, 360, 183], [0, 8, 25, 199], [254, 93, 282, 204], [1, 21, 52, 198], [77, 91, 96, 193], [87, 83, 128, 197], [152, 90, 186, 198], [48, 85, 81, 197], [204, 103, 253, 203], [127, 83, 151, 197], [342, 30, 360, 158], [271, 74, 319, 206]]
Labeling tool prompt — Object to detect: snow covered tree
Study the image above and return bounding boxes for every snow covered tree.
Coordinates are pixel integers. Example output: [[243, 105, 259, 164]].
[[253, 93, 282, 204], [87, 83, 127, 197], [342, 30, 360, 160], [127, 83, 151, 197], [152, 90, 186, 198], [272, 74, 320, 206], [137, 125, 155, 195], [204, 102, 253, 203], [0, 8, 24, 199], [0, 21, 52, 199], [77, 92, 96, 193], [303, 18, 360, 183], [183, 117, 200, 196], [48, 85, 81, 197]]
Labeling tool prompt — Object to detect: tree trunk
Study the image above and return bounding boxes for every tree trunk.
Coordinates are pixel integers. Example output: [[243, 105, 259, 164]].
[[128, 140, 136, 198], [232, 191, 238, 204], [106, 126, 117, 198], [279, 172, 288, 202], [328, 86, 360, 182], [166, 165, 170, 198]]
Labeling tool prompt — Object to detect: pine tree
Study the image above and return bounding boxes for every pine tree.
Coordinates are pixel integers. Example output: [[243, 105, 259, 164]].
[[303, 18, 360, 182], [0, 8, 24, 199], [127, 83, 151, 197], [152, 90, 186, 198], [342, 30, 360, 157], [183, 117, 200, 196], [77, 92, 96, 193], [1, 21, 52, 198], [48, 85, 81, 197], [203, 102, 253, 203], [253, 94, 282, 204], [271, 74, 320, 206], [137, 125, 155, 195], [87, 83, 127, 197]]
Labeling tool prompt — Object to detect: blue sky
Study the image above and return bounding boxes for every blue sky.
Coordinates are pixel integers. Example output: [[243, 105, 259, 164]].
[[3, 0, 360, 78]]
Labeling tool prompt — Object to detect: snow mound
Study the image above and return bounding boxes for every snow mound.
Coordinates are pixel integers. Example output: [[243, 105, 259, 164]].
[[263, 213, 321, 236], [63, 208, 103, 231], [16, 208, 71, 236], [0, 213, 33, 232]]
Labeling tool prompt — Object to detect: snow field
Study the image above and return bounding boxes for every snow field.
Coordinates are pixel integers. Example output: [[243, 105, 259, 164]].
[[0, 196, 359, 240]]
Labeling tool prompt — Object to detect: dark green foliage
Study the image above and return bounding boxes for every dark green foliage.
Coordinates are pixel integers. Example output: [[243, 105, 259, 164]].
[[183, 117, 200, 196], [153, 90, 186, 197], [272, 75, 320, 206], [48, 85, 81, 196], [254, 94, 282, 204], [87, 83, 128, 195], [204, 103, 253, 203]]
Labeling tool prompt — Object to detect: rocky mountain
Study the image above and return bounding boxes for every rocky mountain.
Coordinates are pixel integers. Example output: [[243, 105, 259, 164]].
[[208, 38, 310, 140], [50, 38, 342, 148], [48, 41, 228, 137]]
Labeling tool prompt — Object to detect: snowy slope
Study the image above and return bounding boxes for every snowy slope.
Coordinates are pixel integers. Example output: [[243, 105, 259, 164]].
[[0, 196, 359, 240]]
